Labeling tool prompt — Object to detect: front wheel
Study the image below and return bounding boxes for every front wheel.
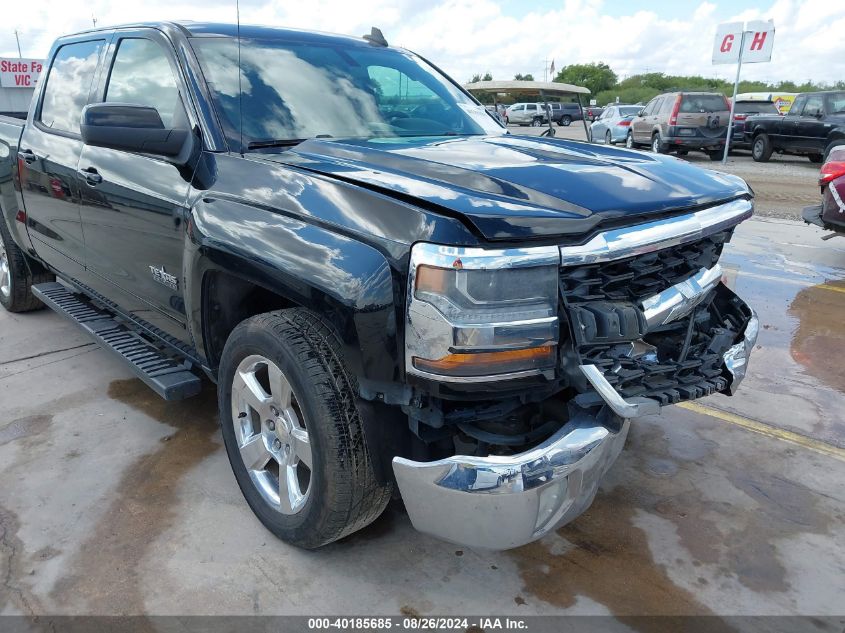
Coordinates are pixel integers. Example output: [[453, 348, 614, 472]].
[[808, 153, 823, 164], [708, 149, 724, 161], [0, 219, 54, 313], [219, 309, 392, 549], [752, 134, 773, 162], [560, 115, 572, 127]]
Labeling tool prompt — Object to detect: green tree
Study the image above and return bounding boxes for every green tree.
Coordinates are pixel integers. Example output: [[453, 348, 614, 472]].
[[514, 73, 534, 81], [554, 62, 617, 95], [469, 72, 493, 83]]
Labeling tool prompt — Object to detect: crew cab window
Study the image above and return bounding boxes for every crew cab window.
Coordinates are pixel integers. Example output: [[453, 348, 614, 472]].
[[828, 92, 845, 115], [786, 96, 806, 116], [802, 95, 824, 117], [39, 39, 105, 134], [105, 38, 184, 128]]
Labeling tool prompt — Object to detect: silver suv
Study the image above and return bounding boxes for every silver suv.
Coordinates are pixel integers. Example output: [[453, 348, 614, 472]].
[[505, 102, 546, 126]]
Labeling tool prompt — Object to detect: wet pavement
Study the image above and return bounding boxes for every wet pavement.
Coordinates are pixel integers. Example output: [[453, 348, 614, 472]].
[[0, 217, 844, 621]]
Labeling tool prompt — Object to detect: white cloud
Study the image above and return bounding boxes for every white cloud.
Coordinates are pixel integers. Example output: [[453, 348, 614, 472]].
[[2, 0, 844, 89]]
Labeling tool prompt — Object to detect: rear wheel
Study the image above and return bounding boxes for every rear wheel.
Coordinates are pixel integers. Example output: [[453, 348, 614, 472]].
[[0, 219, 53, 313], [605, 130, 613, 145], [625, 130, 636, 149], [651, 133, 664, 154], [708, 149, 723, 161], [808, 153, 823, 164], [560, 115, 572, 127], [219, 309, 392, 549], [752, 133, 773, 162], [530, 117, 543, 127]]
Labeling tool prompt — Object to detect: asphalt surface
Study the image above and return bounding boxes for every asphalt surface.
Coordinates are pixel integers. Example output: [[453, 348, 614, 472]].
[[1, 138, 844, 622]]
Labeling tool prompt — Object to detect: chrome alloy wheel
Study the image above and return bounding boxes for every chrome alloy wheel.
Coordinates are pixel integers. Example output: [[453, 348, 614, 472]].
[[231, 355, 312, 514], [0, 233, 10, 299]]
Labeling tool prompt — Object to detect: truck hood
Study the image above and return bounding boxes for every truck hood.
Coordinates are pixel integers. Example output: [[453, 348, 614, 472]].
[[272, 134, 751, 241]]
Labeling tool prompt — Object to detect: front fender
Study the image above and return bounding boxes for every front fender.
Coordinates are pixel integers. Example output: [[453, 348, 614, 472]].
[[185, 197, 401, 383]]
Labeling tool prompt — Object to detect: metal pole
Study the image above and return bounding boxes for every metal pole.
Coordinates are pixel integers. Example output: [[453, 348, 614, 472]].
[[722, 30, 746, 164], [540, 89, 554, 137], [14, 30, 22, 58], [576, 93, 590, 142]]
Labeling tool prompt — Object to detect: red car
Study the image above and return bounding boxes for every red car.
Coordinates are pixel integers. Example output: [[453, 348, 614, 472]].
[[802, 145, 845, 235]]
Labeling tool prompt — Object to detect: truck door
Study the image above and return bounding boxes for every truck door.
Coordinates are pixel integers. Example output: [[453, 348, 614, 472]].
[[778, 95, 806, 150], [18, 37, 107, 278], [793, 94, 828, 153], [77, 30, 195, 340]]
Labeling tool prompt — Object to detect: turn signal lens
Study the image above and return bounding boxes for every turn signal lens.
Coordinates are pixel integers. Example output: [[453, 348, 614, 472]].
[[413, 347, 556, 378]]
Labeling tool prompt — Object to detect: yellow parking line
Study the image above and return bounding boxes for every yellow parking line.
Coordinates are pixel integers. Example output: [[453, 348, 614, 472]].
[[818, 283, 845, 295], [677, 401, 845, 462]]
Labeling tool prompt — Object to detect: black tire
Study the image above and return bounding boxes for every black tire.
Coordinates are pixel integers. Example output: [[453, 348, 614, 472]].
[[561, 115, 572, 127], [0, 219, 53, 313], [752, 133, 773, 162], [676, 150, 689, 156], [218, 308, 392, 549], [708, 150, 723, 161], [651, 133, 664, 154], [605, 130, 613, 145], [808, 153, 823, 164]]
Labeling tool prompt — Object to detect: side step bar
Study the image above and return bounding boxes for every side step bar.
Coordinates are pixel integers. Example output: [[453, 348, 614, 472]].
[[32, 282, 202, 401]]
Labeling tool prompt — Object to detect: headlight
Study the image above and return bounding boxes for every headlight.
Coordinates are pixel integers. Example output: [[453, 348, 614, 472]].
[[405, 243, 560, 382]]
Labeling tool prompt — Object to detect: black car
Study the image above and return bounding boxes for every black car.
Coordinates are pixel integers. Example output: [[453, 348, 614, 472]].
[[730, 100, 780, 150]]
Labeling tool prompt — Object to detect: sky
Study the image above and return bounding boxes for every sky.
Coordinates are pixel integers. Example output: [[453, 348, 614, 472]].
[[3, 0, 844, 89]]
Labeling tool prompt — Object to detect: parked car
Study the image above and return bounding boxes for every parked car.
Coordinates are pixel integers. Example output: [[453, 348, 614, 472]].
[[484, 104, 505, 124], [542, 101, 583, 126], [802, 145, 845, 236], [626, 92, 730, 160], [730, 100, 781, 150], [589, 105, 642, 144], [744, 91, 845, 163], [505, 102, 545, 126], [0, 21, 758, 551], [584, 105, 605, 122]]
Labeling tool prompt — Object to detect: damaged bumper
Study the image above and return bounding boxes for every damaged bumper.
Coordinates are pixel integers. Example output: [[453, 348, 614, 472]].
[[393, 409, 629, 550]]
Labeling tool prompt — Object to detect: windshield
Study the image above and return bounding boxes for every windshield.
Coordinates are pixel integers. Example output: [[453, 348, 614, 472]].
[[680, 94, 728, 113], [191, 37, 504, 150]]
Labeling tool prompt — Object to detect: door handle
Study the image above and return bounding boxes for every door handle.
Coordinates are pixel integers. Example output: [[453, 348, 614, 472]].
[[19, 149, 37, 164], [79, 166, 103, 186]]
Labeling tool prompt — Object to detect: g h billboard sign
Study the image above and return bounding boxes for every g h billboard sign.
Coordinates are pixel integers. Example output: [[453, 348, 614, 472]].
[[712, 20, 775, 64]]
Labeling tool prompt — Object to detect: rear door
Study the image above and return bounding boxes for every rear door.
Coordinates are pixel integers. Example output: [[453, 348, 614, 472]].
[[76, 28, 196, 339], [675, 94, 729, 142], [18, 36, 108, 278]]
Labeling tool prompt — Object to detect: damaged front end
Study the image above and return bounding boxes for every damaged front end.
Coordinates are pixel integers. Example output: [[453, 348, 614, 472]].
[[394, 198, 757, 549]]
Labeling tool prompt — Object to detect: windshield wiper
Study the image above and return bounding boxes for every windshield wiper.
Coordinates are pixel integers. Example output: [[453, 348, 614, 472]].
[[247, 134, 334, 150], [247, 139, 308, 150]]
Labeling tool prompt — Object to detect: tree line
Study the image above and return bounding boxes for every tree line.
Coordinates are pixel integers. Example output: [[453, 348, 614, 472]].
[[469, 62, 843, 105]]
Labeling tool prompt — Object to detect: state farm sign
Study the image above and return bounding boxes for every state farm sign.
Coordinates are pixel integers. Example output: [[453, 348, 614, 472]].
[[0, 58, 44, 88], [712, 20, 775, 65]]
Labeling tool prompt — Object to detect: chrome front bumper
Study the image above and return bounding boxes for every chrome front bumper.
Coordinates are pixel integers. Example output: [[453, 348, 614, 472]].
[[392, 410, 629, 550]]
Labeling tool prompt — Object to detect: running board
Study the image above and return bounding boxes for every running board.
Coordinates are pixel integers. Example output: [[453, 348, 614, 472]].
[[32, 282, 202, 401]]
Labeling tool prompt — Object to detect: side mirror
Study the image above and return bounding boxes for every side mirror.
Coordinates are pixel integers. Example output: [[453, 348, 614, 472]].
[[81, 103, 190, 158], [637, 110, 645, 117]]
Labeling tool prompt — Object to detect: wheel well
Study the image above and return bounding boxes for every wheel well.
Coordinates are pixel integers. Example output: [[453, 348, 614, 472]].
[[203, 271, 296, 369]]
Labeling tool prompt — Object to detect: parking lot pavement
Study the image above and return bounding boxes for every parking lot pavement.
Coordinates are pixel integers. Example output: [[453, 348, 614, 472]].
[[1, 218, 844, 619]]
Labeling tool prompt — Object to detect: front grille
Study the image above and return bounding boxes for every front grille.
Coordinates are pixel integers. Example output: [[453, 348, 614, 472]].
[[560, 229, 750, 408], [560, 228, 732, 305]]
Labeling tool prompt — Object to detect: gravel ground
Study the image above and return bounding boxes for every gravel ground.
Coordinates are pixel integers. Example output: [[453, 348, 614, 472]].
[[514, 123, 821, 221]]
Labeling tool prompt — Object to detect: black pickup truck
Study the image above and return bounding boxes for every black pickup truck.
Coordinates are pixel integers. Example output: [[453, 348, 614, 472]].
[[0, 21, 758, 550], [744, 91, 845, 162]]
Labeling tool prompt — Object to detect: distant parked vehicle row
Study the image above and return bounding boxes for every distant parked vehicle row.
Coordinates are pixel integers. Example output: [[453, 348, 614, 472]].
[[625, 92, 730, 160], [730, 100, 781, 150], [584, 105, 604, 122], [588, 105, 641, 145], [744, 91, 845, 163], [504, 102, 583, 127]]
